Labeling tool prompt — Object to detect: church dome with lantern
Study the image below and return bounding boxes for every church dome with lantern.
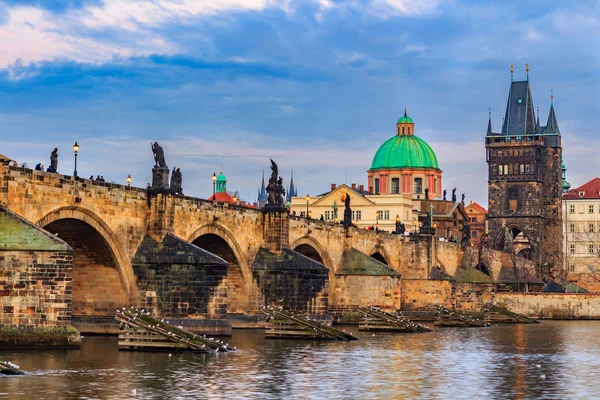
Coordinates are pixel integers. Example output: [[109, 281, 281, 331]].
[[367, 109, 443, 199]]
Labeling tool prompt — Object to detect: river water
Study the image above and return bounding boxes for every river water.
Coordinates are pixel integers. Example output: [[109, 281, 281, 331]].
[[1, 321, 600, 399]]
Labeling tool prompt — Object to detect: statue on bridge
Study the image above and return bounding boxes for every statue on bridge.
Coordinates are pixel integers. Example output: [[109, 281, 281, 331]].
[[266, 159, 285, 207], [451, 187, 457, 202], [424, 187, 429, 200], [343, 193, 352, 229], [170, 167, 183, 195], [47, 147, 58, 173], [461, 193, 465, 205], [443, 189, 447, 201], [151, 142, 167, 169], [395, 219, 405, 235]]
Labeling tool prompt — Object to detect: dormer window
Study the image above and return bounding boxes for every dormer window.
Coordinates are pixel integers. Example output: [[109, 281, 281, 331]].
[[518, 99, 523, 103], [579, 192, 585, 198]]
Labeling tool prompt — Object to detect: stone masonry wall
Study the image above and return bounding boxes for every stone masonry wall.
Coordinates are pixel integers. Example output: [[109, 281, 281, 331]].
[[495, 293, 600, 319], [401, 279, 495, 312], [0, 250, 73, 326], [334, 275, 401, 310]]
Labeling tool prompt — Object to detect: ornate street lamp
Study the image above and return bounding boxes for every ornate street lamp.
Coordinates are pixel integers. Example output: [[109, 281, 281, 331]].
[[232, 195, 237, 205], [73, 142, 79, 177], [212, 172, 217, 201], [126, 174, 132, 186], [376, 211, 380, 230], [306, 194, 310, 220]]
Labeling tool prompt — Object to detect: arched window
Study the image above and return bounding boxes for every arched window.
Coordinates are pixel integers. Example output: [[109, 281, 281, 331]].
[[391, 178, 400, 194], [408, 127, 411, 135], [374, 178, 380, 194], [402, 127, 405, 135], [414, 178, 422, 194]]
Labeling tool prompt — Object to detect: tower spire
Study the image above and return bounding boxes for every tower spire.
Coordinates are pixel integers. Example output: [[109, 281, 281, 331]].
[[545, 91, 560, 135], [404, 105, 407, 116], [535, 105, 541, 134], [487, 108, 492, 136]]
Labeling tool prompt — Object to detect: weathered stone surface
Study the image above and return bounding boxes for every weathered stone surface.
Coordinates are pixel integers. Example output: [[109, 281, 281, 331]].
[[496, 293, 600, 319], [132, 234, 228, 319]]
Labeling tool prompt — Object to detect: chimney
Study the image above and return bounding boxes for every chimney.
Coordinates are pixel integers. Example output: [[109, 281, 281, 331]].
[[331, 183, 336, 191], [359, 184, 364, 192], [351, 183, 356, 190]]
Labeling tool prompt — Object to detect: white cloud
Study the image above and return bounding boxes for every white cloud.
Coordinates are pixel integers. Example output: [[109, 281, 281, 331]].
[[370, 0, 442, 17], [278, 104, 297, 115]]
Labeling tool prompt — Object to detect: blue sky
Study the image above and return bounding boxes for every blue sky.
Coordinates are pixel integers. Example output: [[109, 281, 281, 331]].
[[0, 0, 599, 206]]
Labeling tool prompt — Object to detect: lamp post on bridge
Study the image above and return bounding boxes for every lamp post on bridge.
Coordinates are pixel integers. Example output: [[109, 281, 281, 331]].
[[305, 194, 310, 220], [212, 172, 217, 202], [73, 142, 79, 178], [375, 211, 380, 231], [126, 174, 132, 187]]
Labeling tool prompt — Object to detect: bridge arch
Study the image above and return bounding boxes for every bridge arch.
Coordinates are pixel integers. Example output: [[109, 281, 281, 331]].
[[37, 206, 133, 317], [370, 245, 391, 266], [188, 224, 252, 313], [494, 224, 533, 259], [290, 236, 334, 271]]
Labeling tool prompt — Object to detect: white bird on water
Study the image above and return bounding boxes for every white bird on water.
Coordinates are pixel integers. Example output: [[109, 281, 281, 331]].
[[131, 389, 137, 395], [536, 364, 541, 368], [540, 374, 546, 380]]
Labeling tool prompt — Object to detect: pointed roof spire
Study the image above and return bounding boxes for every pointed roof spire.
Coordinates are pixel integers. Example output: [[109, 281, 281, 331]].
[[487, 108, 492, 136], [544, 91, 560, 135], [404, 105, 407, 116], [535, 105, 541, 134]]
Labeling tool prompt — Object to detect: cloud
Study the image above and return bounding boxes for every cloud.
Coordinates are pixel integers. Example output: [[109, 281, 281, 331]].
[[369, 0, 442, 17], [278, 104, 297, 115]]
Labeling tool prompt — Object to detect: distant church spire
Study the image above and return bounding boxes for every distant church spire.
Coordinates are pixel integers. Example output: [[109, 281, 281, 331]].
[[286, 170, 297, 202], [258, 169, 267, 204], [487, 108, 492, 136]]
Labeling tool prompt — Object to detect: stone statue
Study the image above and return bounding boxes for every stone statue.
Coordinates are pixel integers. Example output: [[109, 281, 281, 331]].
[[424, 187, 429, 200], [443, 189, 447, 201], [266, 159, 284, 207], [451, 187, 457, 202], [48, 147, 58, 172], [170, 167, 183, 195], [461, 223, 471, 247], [461, 193, 465, 204], [151, 142, 167, 168], [503, 227, 514, 252], [333, 200, 338, 221], [422, 212, 430, 228], [396, 220, 405, 235], [343, 194, 352, 228]]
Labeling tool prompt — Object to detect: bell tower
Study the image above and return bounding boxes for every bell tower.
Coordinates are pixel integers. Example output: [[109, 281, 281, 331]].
[[485, 65, 563, 276]]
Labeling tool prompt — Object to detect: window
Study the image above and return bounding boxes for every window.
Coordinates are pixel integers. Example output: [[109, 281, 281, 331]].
[[569, 244, 575, 254], [471, 231, 478, 238], [570, 223, 575, 233], [525, 164, 530, 174], [504, 165, 509, 174], [352, 210, 362, 220], [300, 211, 305, 217], [408, 127, 411, 135], [590, 223, 595, 233], [391, 178, 400, 194], [590, 244, 595, 254], [374, 178, 380, 195], [376, 210, 390, 220], [402, 127, 405, 135], [325, 211, 331, 220], [589, 205, 595, 214], [569, 205, 575, 214], [516, 136, 522, 142], [414, 178, 422, 194], [508, 187, 519, 211], [498, 166, 503, 175], [579, 192, 585, 198]]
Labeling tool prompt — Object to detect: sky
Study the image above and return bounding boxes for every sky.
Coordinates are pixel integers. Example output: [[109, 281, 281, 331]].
[[0, 0, 599, 206]]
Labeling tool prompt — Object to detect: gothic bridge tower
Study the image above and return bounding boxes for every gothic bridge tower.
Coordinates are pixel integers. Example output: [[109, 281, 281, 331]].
[[486, 65, 563, 276]]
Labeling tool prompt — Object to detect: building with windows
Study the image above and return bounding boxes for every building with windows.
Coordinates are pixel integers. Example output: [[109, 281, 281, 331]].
[[563, 177, 600, 275], [464, 201, 487, 246], [485, 68, 563, 272], [290, 109, 468, 237]]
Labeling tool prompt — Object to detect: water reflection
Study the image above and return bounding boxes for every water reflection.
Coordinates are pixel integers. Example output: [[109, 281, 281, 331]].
[[0, 321, 599, 399]]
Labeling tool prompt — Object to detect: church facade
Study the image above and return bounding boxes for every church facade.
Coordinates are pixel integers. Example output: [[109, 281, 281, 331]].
[[486, 68, 563, 275]]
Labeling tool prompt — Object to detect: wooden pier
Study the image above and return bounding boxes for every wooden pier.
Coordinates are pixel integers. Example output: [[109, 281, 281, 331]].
[[358, 307, 432, 333], [115, 308, 235, 352], [263, 307, 358, 340], [483, 304, 539, 324], [434, 305, 489, 328]]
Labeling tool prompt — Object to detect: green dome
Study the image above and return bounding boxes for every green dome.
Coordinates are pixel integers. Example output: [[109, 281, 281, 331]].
[[370, 135, 439, 170], [217, 173, 226, 182], [397, 115, 414, 124]]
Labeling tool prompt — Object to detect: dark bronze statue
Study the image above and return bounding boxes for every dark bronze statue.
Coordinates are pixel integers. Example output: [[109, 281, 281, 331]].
[[151, 142, 167, 168], [48, 147, 58, 172], [461, 223, 471, 247], [170, 167, 183, 195], [424, 187, 429, 200], [422, 212, 430, 227], [395, 220, 405, 235], [443, 189, 447, 201], [266, 159, 285, 207], [461, 193, 465, 204], [451, 187, 457, 202], [343, 194, 352, 228]]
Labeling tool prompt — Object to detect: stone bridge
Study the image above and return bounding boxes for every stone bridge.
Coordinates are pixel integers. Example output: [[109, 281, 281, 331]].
[[0, 161, 518, 330]]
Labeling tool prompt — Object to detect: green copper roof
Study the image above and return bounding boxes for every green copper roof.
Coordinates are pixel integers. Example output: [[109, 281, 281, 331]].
[[370, 135, 439, 170], [397, 115, 414, 124], [217, 172, 226, 182]]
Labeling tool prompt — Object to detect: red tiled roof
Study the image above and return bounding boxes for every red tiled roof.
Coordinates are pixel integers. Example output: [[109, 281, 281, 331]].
[[466, 201, 487, 214], [563, 177, 600, 199], [208, 192, 234, 203]]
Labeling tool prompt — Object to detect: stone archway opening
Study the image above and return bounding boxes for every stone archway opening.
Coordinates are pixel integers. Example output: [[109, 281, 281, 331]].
[[371, 251, 388, 265], [475, 262, 491, 277], [192, 234, 248, 314], [294, 244, 325, 264], [497, 226, 533, 260], [43, 218, 128, 317]]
